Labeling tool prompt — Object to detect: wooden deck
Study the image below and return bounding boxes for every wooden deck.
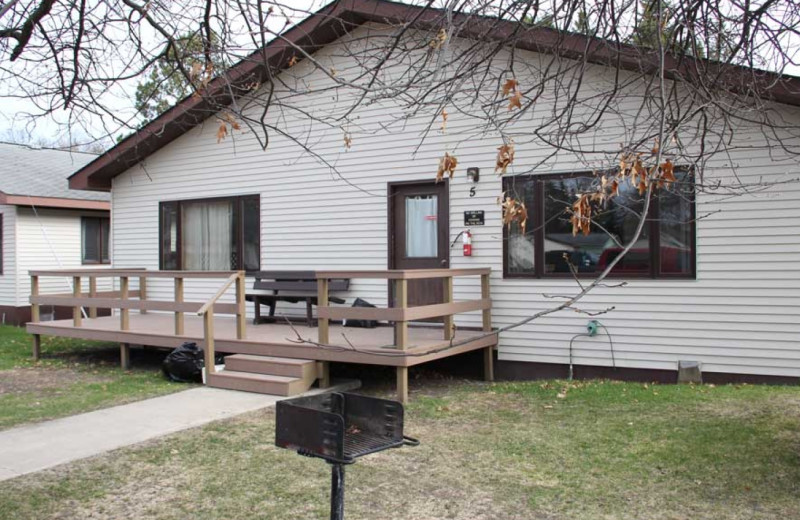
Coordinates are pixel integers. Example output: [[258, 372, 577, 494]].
[[26, 267, 497, 402], [28, 313, 496, 368]]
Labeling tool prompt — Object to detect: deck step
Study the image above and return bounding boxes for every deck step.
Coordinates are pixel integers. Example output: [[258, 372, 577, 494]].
[[224, 354, 316, 379], [206, 371, 312, 396]]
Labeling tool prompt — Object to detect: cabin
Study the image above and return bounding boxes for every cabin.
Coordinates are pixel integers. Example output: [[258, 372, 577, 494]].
[[26, 0, 800, 402], [0, 143, 110, 325]]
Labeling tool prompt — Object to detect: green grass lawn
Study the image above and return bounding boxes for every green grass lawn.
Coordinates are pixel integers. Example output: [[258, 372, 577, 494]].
[[2, 378, 799, 519], [0, 325, 191, 430]]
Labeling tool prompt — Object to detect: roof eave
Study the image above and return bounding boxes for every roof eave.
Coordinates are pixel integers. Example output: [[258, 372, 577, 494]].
[[0, 192, 110, 211]]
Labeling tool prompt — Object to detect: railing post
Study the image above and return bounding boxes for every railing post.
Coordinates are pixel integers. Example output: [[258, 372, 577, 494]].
[[235, 271, 246, 340], [138, 275, 147, 315], [443, 275, 454, 341], [31, 274, 41, 361], [120, 276, 129, 331], [174, 277, 184, 335], [30, 275, 40, 323], [72, 276, 82, 327], [481, 272, 494, 382], [395, 278, 409, 404], [394, 279, 408, 348], [88, 276, 98, 319], [203, 305, 216, 375], [317, 278, 330, 388]]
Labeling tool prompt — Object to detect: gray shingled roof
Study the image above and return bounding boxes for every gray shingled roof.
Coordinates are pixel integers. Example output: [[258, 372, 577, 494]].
[[0, 142, 109, 201]]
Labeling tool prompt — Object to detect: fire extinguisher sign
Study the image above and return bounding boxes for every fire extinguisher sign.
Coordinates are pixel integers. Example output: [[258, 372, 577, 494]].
[[463, 210, 485, 226]]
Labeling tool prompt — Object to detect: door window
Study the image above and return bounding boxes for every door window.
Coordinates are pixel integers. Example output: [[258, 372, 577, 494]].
[[405, 195, 438, 258]]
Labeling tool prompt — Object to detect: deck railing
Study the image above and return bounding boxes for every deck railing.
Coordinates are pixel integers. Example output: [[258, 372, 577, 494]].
[[315, 268, 493, 402], [28, 269, 246, 367], [195, 272, 246, 375]]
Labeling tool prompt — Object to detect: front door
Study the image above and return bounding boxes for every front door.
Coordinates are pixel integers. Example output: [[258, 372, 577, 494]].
[[390, 181, 449, 310]]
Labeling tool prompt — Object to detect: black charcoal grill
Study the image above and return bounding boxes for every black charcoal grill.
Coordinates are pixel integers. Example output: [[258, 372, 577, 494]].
[[276, 392, 418, 519]]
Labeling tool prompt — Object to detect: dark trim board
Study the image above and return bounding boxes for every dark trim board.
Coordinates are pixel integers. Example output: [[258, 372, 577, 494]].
[[0, 305, 111, 326], [495, 359, 800, 385]]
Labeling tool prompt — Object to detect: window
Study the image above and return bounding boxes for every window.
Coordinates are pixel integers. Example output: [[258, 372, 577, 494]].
[[159, 195, 260, 272], [405, 195, 439, 258], [503, 170, 695, 278], [81, 216, 110, 264]]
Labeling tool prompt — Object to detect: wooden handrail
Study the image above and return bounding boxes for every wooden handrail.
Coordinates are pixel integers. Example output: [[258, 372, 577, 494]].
[[315, 268, 490, 280], [194, 272, 247, 376], [29, 268, 237, 278], [195, 273, 240, 316], [30, 295, 237, 314], [317, 298, 491, 322]]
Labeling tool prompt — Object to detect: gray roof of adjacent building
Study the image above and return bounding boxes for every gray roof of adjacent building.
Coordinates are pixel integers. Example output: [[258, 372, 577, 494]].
[[0, 142, 109, 202]]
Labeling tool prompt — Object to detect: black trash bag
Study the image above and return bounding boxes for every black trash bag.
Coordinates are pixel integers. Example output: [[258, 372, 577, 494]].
[[344, 298, 378, 328], [162, 342, 204, 383]]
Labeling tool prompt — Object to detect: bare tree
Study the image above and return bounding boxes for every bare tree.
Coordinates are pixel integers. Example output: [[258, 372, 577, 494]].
[[2, 0, 799, 349]]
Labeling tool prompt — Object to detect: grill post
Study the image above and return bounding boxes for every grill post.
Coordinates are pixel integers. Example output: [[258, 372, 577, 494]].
[[329, 463, 345, 520]]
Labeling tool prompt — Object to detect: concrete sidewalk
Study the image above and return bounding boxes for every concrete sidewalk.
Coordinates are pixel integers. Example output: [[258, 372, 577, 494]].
[[0, 381, 358, 481]]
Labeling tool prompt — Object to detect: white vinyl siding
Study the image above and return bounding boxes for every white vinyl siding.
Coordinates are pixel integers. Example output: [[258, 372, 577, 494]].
[[0, 204, 17, 308], [15, 208, 112, 306], [109, 24, 800, 379]]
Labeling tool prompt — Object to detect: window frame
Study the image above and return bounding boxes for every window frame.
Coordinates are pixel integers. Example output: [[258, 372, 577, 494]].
[[502, 171, 696, 280], [81, 216, 111, 265], [158, 195, 261, 273]]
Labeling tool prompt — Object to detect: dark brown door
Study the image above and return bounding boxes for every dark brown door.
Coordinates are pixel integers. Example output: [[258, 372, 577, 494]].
[[390, 181, 449, 310]]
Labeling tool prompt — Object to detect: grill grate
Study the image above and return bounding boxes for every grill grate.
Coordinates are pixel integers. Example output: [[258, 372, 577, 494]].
[[343, 429, 404, 459]]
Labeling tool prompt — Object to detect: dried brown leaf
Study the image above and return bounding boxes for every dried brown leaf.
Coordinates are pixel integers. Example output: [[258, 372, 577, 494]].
[[430, 28, 448, 49], [216, 120, 228, 143], [501, 78, 518, 97], [495, 142, 515, 174], [436, 153, 458, 183], [507, 89, 523, 110], [661, 159, 675, 184]]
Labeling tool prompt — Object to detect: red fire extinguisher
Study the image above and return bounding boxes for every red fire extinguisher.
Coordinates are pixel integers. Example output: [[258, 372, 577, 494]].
[[463, 229, 472, 256]]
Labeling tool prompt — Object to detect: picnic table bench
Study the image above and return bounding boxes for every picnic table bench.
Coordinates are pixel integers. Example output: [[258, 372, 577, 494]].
[[245, 271, 350, 327]]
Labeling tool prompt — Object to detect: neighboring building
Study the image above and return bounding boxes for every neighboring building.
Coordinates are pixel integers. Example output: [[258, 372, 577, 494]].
[[0, 143, 110, 324], [67, 1, 800, 382]]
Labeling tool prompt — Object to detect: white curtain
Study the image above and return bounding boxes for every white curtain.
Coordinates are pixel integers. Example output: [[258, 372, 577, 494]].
[[182, 200, 233, 270], [405, 195, 438, 258]]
